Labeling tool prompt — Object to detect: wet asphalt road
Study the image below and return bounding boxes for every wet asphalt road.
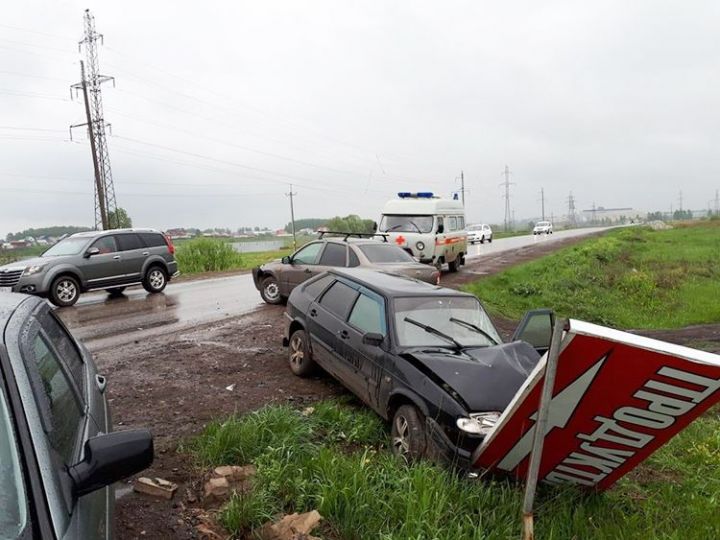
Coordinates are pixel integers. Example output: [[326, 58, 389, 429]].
[[59, 226, 612, 351]]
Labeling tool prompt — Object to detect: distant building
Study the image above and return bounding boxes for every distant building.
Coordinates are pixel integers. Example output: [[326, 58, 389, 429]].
[[580, 207, 641, 224]]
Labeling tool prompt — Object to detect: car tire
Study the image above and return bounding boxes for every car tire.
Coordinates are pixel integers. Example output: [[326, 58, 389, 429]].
[[480, 236, 485, 244], [106, 287, 126, 296], [488, 237, 493, 243], [142, 266, 168, 294], [448, 258, 459, 272], [49, 275, 81, 307], [260, 275, 283, 305], [288, 329, 316, 376], [391, 405, 427, 462]]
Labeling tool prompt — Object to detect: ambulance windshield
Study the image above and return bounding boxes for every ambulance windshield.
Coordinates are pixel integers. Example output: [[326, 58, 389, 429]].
[[380, 215, 434, 233]]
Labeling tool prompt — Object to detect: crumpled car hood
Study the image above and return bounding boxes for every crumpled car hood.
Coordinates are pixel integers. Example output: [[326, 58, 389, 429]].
[[405, 341, 541, 412]]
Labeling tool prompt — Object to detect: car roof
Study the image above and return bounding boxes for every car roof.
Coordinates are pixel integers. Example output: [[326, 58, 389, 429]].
[[321, 237, 395, 246], [69, 228, 163, 239], [327, 268, 473, 298]]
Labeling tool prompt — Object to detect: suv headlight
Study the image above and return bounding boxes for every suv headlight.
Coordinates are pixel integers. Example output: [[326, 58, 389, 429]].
[[416, 241, 425, 251], [23, 265, 45, 276]]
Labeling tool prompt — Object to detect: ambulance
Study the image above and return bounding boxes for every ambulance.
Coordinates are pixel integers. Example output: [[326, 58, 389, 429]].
[[378, 192, 467, 271]]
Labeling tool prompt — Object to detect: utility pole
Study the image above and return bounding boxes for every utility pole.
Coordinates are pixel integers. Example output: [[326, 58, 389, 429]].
[[286, 184, 298, 251], [567, 191, 577, 227], [499, 165, 515, 232], [539, 187, 546, 221], [591, 201, 597, 225], [460, 170, 465, 206], [714, 189, 719, 216], [678, 190, 684, 213], [70, 9, 117, 230]]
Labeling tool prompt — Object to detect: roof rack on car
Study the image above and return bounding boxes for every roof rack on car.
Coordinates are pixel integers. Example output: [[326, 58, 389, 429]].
[[317, 231, 389, 242]]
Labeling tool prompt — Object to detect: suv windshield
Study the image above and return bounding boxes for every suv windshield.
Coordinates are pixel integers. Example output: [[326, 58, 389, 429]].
[[359, 244, 415, 263], [394, 296, 501, 348], [379, 215, 434, 234], [0, 386, 28, 538], [42, 237, 89, 257]]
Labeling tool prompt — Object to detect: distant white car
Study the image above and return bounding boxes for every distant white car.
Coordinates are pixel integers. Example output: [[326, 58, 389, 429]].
[[466, 224, 493, 244], [533, 221, 553, 235]]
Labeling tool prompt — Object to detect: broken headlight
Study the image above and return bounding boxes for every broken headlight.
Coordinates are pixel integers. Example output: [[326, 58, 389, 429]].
[[456, 411, 502, 436]]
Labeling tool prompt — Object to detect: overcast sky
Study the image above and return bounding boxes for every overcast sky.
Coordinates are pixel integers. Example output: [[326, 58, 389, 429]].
[[1, 0, 719, 236]]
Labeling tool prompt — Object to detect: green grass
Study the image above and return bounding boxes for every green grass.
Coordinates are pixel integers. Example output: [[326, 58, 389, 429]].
[[188, 400, 720, 539], [0, 245, 45, 265], [174, 238, 293, 274], [464, 223, 720, 329]]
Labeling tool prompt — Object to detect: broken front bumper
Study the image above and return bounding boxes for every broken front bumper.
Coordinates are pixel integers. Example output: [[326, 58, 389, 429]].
[[425, 417, 477, 470]]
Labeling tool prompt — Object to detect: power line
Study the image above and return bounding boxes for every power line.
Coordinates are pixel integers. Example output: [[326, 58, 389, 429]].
[[499, 165, 515, 232], [567, 191, 577, 227]]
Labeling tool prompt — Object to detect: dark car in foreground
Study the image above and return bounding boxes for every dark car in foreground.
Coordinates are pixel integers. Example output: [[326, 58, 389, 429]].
[[0, 229, 178, 307], [282, 268, 552, 466], [0, 293, 153, 539], [252, 233, 440, 304]]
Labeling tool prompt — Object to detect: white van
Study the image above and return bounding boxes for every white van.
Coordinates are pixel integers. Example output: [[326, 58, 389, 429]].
[[378, 192, 467, 271]]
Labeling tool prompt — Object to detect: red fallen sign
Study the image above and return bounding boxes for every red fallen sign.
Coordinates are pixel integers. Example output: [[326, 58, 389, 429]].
[[472, 319, 720, 491]]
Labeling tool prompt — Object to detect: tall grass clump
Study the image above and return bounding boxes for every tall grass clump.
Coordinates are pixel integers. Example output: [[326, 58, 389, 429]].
[[174, 237, 245, 274]]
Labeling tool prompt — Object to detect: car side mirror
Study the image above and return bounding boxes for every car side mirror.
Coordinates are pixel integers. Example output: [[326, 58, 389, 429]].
[[362, 332, 384, 347], [281, 256, 291, 264], [84, 247, 100, 258], [69, 429, 153, 498], [372, 221, 378, 232], [437, 224, 444, 234]]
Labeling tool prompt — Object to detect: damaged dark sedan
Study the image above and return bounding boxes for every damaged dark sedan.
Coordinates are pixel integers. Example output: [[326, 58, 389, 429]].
[[282, 268, 553, 467]]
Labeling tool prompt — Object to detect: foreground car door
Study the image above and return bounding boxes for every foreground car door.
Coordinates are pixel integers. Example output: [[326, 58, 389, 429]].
[[512, 308, 555, 356], [283, 242, 325, 292]]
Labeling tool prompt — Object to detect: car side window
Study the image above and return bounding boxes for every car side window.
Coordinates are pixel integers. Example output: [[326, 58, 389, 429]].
[[319, 280, 359, 319], [31, 334, 83, 463], [292, 243, 323, 265], [39, 310, 85, 393], [318, 243, 347, 267], [90, 235, 117, 254], [348, 248, 360, 267], [139, 233, 166, 247], [303, 275, 334, 299], [458, 216, 465, 229], [448, 216, 458, 231], [116, 233, 144, 251], [349, 293, 386, 336]]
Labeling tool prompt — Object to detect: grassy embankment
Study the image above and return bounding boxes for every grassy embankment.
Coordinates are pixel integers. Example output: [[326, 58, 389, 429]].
[[187, 222, 720, 539], [466, 223, 720, 329]]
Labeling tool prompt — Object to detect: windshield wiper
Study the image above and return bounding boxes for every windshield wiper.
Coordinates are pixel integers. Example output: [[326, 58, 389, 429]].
[[449, 317, 500, 345], [406, 220, 422, 232], [404, 317, 462, 349]]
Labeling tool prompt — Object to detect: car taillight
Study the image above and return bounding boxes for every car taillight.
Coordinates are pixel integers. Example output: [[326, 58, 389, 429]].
[[163, 234, 175, 255]]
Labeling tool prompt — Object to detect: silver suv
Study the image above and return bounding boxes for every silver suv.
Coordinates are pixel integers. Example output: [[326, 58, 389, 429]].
[[0, 229, 178, 307]]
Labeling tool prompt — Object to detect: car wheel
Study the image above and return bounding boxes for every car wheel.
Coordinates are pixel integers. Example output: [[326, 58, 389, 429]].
[[143, 266, 167, 293], [488, 236, 493, 243], [448, 258, 459, 272], [391, 405, 427, 462], [106, 287, 126, 296], [288, 329, 316, 376], [480, 236, 485, 244], [260, 275, 283, 305], [49, 275, 80, 307]]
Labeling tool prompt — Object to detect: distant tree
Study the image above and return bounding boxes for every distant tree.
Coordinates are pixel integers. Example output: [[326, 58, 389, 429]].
[[285, 218, 328, 232], [107, 207, 132, 229], [646, 211, 664, 221], [324, 215, 376, 234], [6, 225, 92, 242]]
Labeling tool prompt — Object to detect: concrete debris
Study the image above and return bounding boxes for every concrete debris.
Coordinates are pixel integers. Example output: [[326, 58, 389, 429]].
[[301, 406, 315, 416], [203, 477, 230, 501], [256, 511, 323, 540], [647, 220, 673, 230], [134, 477, 178, 500], [225, 383, 236, 391], [213, 464, 256, 483]]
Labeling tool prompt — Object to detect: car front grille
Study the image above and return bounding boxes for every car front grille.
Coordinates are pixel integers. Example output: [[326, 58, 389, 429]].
[[0, 270, 23, 287]]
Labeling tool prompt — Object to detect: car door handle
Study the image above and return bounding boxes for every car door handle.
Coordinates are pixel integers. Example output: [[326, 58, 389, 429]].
[[304, 269, 312, 274], [142, 251, 149, 256], [310, 308, 317, 318], [338, 330, 350, 340], [96, 374, 107, 393], [113, 255, 121, 260]]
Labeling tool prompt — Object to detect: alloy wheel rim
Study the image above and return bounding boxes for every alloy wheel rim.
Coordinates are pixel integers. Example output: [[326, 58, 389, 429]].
[[57, 280, 77, 303], [392, 415, 410, 456], [290, 335, 304, 366], [149, 270, 165, 289], [265, 281, 279, 300]]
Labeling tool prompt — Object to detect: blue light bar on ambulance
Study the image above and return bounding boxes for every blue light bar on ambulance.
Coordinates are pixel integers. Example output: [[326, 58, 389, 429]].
[[397, 192, 434, 198]]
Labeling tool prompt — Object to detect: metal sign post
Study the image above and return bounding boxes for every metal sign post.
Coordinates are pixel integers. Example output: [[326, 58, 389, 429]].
[[521, 319, 566, 540]]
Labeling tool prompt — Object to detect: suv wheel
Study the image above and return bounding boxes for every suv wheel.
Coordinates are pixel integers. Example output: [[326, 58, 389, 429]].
[[260, 275, 283, 305], [143, 266, 167, 293], [391, 405, 427, 462], [288, 329, 316, 376], [49, 275, 80, 307]]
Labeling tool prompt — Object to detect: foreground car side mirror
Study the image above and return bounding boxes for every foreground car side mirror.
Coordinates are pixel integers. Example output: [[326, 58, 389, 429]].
[[281, 256, 291, 264], [437, 224, 444, 234], [362, 332, 385, 347], [84, 247, 100, 258], [69, 429, 153, 498]]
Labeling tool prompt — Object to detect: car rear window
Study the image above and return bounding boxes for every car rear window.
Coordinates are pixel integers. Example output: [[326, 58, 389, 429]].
[[139, 232, 166, 248], [116, 233, 144, 251], [319, 280, 358, 319], [0, 386, 28, 538], [318, 243, 347, 266], [359, 244, 414, 263]]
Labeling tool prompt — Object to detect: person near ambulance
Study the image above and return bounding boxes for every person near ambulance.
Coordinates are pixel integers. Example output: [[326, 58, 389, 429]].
[[378, 192, 467, 272]]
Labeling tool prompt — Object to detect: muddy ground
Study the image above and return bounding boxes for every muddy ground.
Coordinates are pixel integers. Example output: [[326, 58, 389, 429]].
[[95, 233, 720, 539]]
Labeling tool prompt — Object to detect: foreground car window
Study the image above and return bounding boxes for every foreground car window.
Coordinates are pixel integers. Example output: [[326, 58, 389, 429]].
[[394, 296, 501, 348], [349, 293, 386, 335], [41, 237, 88, 257], [0, 387, 28, 538], [319, 281, 358, 319], [359, 244, 414, 263], [302, 275, 334, 299]]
